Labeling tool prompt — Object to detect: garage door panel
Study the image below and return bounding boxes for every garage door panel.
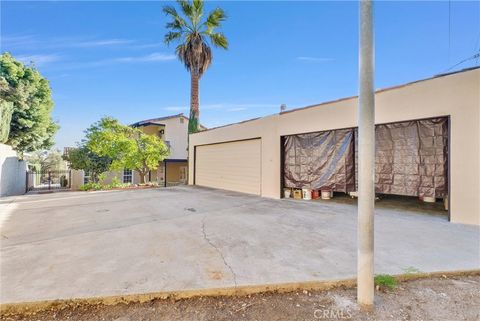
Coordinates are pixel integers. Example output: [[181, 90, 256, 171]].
[[195, 139, 261, 195]]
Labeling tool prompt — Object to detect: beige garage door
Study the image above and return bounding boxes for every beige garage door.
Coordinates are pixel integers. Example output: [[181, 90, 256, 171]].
[[195, 139, 261, 195]]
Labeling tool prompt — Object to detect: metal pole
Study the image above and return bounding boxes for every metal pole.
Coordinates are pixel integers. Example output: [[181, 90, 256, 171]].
[[164, 161, 167, 187], [358, 0, 375, 308]]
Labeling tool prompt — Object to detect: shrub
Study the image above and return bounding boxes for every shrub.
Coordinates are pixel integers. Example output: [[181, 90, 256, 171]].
[[79, 182, 102, 191], [60, 175, 68, 187], [374, 274, 397, 291]]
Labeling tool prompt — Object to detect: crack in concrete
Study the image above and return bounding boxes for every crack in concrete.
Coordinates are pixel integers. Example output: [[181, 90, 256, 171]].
[[201, 216, 237, 288]]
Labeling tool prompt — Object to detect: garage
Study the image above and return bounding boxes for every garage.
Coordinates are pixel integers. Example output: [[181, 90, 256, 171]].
[[195, 139, 261, 195], [189, 68, 479, 225]]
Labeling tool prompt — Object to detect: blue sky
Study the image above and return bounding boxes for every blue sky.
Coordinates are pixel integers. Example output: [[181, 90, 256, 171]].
[[2, 1, 479, 149]]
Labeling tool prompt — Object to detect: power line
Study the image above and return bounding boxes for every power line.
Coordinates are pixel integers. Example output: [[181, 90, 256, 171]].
[[444, 51, 480, 72], [448, 0, 451, 64]]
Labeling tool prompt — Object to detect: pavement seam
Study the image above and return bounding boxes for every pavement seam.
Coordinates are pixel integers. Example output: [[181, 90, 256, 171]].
[[201, 215, 238, 288]]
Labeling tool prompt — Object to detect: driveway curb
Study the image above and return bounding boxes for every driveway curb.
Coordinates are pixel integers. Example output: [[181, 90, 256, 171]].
[[2, 269, 479, 316]]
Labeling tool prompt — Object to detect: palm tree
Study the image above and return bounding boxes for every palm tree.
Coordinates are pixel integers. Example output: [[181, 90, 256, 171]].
[[163, 0, 228, 134]]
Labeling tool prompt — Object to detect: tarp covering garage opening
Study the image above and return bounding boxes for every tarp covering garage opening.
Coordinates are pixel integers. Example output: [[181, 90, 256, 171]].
[[284, 117, 448, 198], [283, 129, 355, 192], [374, 117, 448, 198]]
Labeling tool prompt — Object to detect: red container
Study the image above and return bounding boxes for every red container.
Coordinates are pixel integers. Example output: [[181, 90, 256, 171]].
[[311, 190, 320, 199]]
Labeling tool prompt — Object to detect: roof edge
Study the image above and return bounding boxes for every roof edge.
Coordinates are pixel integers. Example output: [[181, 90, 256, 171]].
[[193, 66, 479, 134]]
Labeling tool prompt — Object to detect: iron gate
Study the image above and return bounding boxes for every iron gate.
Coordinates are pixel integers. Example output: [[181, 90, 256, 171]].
[[26, 170, 71, 192]]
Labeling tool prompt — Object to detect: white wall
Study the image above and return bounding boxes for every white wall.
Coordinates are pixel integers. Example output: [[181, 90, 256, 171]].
[[163, 117, 189, 160], [189, 68, 480, 225], [0, 143, 26, 197]]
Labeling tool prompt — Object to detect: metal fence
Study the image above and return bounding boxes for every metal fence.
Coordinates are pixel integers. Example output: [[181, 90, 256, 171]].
[[26, 170, 71, 192]]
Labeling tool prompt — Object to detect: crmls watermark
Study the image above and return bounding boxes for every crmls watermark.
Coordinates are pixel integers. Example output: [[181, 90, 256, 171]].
[[313, 308, 353, 319]]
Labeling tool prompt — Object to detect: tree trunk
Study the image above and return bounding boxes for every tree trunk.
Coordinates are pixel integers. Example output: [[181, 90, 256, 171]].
[[139, 172, 146, 184], [189, 72, 200, 134]]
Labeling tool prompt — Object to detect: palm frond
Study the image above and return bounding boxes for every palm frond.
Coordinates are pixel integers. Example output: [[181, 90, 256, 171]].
[[208, 32, 228, 49], [164, 32, 183, 45], [193, 0, 204, 19], [163, 4, 191, 35], [164, 0, 227, 77], [203, 7, 226, 32], [162, 5, 178, 18], [177, 0, 194, 20], [166, 20, 184, 31]]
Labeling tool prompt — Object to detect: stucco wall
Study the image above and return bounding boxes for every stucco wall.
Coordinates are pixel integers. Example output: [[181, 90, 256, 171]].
[[163, 117, 188, 160], [189, 68, 480, 225], [70, 169, 84, 190], [0, 143, 27, 197]]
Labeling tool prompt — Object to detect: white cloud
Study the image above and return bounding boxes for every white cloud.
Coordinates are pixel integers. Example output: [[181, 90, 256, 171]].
[[297, 56, 334, 63], [73, 39, 135, 48], [2, 34, 149, 50], [113, 53, 176, 63], [16, 54, 62, 66]]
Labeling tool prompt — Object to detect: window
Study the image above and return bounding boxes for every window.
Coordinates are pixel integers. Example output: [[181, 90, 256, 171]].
[[123, 169, 133, 183]]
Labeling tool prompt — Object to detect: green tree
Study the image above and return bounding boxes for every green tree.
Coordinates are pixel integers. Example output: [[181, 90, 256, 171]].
[[0, 53, 58, 154], [163, 0, 228, 134], [0, 100, 13, 143], [63, 146, 111, 183], [85, 117, 170, 184], [27, 150, 66, 172]]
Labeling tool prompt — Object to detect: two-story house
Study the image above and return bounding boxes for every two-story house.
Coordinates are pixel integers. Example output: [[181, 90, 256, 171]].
[[99, 113, 204, 186]]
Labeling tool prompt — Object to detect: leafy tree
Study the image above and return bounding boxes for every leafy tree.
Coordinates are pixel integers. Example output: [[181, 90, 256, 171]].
[[0, 100, 13, 143], [163, 0, 228, 134], [85, 117, 170, 184], [27, 150, 67, 172], [63, 146, 111, 183], [0, 53, 58, 154]]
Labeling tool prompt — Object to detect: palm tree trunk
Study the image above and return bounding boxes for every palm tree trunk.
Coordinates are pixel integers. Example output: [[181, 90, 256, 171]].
[[189, 72, 200, 134]]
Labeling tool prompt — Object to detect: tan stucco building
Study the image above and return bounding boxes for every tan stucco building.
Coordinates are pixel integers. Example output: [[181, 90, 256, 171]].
[[188, 67, 480, 226], [100, 114, 199, 186]]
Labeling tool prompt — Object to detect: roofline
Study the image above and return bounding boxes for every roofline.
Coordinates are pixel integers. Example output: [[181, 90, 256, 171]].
[[132, 122, 165, 128], [130, 113, 207, 129], [193, 66, 479, 134], [281, 65, 480, 115], [130, 113, 186, 127]]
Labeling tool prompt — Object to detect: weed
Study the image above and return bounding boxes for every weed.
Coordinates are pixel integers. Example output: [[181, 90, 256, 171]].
[[374, 274, 397, 290]]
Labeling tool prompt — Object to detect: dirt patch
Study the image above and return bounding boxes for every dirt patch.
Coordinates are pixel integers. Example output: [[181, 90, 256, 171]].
[[2, 275, 479, 321]]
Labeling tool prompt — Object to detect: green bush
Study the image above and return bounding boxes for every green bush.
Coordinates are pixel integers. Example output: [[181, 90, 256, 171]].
[[60, 175, 68, 187], [110, 176, 121, 187], [374, 274, 397, 290], [79, 182, 103, 191]]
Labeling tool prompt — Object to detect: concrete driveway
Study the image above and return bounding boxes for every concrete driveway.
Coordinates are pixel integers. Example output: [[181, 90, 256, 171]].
[[1, 186, 479, 305]]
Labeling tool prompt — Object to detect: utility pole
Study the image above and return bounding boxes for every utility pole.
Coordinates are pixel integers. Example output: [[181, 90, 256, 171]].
[[358, 0, 375, 308]]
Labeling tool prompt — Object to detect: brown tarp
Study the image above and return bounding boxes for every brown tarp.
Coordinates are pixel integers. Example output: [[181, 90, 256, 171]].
[[283, 128, 355, 192], [284, 117, 448, 198], [374, 117, 448, 198]]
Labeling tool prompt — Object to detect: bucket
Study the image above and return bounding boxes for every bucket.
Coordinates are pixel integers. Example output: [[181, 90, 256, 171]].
[[321, 190, 332, 200], [293, 189, 302, 199], [422, 196, 436, 203], [283, 188, 291, 198], [312, 190, 320, 199], [302, 188, 312, 200]]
